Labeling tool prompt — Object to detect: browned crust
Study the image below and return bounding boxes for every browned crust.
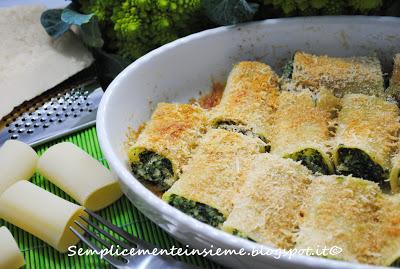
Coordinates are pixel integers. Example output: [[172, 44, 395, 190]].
[[387, 54, 400, 101], [297, 175, 400, 265], [332, 94, 400, 170], [163, 129, 266, 217], [210, 61, 280, 139], [292, 52, 384, 97], [391, 54, 400, 87], [223, 154, 312, 249], [198, 82, 225, 109], [128, 103, 209, 179], [270, 89, 339, 171]]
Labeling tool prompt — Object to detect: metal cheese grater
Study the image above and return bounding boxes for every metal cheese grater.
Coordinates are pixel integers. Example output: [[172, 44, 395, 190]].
[[0, 68, 103, 147]]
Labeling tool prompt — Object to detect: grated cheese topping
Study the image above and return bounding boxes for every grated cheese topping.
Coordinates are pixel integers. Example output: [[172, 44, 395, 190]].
[[386, 54, 400, 101], [223, 154, 312, 249], [210, 61, 280, 141], [162, 129, 266, 217], [332, 94, 400, 171], [128, 103, 209, 184], [292, 52, 385, 97], [297, 175, 400, 265], [270, 88, 340, 173]]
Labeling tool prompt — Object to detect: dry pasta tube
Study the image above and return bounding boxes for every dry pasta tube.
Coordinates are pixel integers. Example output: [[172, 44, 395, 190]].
[[0, 226, 25, 269], [0, 181, 87, 253], [0, 140, 38, 194], [37, 142, 122, 211]]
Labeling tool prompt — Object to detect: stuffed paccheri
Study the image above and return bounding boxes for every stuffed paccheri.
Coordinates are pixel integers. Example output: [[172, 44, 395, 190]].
[[127, 52, 400, 267]]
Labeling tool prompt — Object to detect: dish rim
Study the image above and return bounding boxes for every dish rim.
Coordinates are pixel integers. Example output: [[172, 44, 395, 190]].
[[97, 16, 400, 269]]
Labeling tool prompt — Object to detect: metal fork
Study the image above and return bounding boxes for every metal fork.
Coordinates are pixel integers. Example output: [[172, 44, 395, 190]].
[[70, 209, 201, 269]]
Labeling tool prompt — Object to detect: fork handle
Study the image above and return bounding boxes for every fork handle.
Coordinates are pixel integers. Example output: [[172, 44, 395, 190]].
[[129, 254, 202, 269]]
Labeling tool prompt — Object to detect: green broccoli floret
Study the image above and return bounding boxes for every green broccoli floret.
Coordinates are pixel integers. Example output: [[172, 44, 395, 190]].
[[79, 0, 206, 60], [320, 0, 346, 15], [348, 0, 383, 12], [264, 0, 383, 15]]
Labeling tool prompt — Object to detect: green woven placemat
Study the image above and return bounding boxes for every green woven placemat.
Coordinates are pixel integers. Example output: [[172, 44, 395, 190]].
[[0, 127, 221, 269]]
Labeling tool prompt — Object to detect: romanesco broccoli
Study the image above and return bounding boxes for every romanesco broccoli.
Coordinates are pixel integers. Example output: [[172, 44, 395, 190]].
[[79, 0, 206, 60], [264, 0, 383, 15]]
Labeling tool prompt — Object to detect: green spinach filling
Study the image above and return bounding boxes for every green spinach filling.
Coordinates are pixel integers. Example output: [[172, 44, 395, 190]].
[[336, 147, 389, 189], [398, 174, 400, 189], [391, 257, 400, 267], [131, 151, 173, 190], [215, 121, 270, 152], [167, 194, 226, 227], [232, 229, 256, 242], [281, 59, 294, 79], [287, 148, 330, 175]]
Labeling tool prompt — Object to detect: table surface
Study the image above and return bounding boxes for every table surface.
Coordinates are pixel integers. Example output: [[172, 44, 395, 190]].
[[0, 0, 69, 8], [0, 127, 221, 269]]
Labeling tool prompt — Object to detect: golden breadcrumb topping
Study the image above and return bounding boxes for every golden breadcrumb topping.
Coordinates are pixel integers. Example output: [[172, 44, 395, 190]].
[[163, 129, 266, 217], [332, 94, 400, 170], [128, 103, 209, 181], [387, 54, 400, 101], [223, 154, 312, 249], [391, 54, 400, 87], [271, 88, 340, 172], [210, 61, 280, 140], [297, 175, 400, 265], [389, 151, 400, 193], [292, 52, 384, 97], [126, 53, 400, 267]]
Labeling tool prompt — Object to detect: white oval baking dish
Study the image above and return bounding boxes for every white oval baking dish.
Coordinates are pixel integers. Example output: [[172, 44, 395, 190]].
[[97, 16, 400, 269]]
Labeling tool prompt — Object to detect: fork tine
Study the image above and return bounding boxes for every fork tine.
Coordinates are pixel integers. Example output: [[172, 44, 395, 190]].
[[74, 220, 128, 264], [74, 220, 113, 250], [78, 215, 132, 250], [84, 209, 149, 247], [70, 226, 124, 267]]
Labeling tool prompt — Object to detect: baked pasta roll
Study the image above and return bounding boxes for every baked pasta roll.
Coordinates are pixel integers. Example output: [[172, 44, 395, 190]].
[[222, 154, 312, 249], [128, 103, 208, 190], [389, 152, 400, 193], [162, 129, 267, 228], [292, 52, 384, 96], [210, 61, 280, 149], [270, 89, 339, 174], [333, 94, 399, 188], [297, 175, 400, 266], [386, 54, 400, 101]]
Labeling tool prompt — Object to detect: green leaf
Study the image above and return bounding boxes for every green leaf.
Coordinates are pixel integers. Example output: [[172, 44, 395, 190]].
[[60, 8, 103, 48], [40, 9, 70, 38], [385, 0, 400, 16], [92, 49, 131, 88], [202, 0, 259, 26], [61, 8, 94, 26], [79, 17, 104, 48]]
